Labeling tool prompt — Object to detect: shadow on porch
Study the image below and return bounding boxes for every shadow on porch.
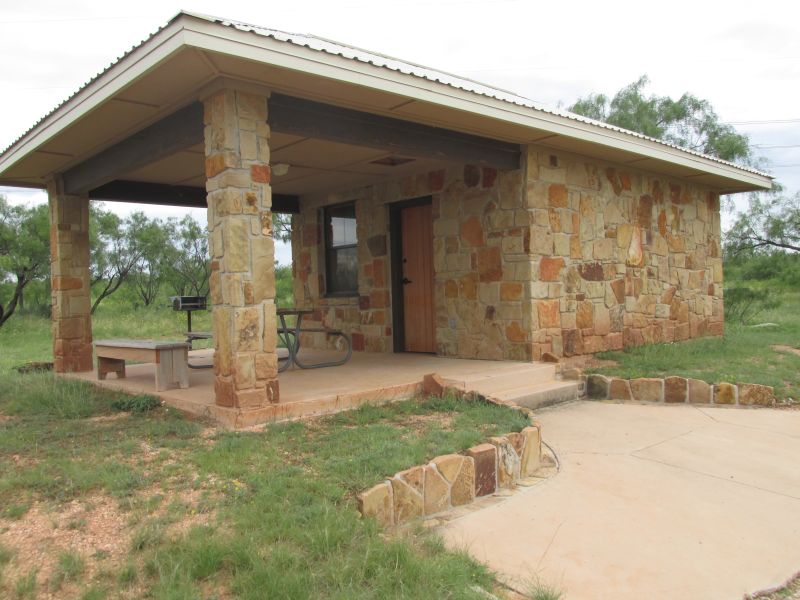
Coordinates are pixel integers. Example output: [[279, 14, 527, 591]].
[[66, 350, 574, 428]]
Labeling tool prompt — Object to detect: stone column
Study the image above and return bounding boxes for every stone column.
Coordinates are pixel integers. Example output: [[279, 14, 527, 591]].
[[48, 179, 93, 372], [204, 89, 279, 408]]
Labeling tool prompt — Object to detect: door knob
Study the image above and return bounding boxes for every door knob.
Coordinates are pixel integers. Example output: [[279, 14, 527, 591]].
[[402, 277, 412, 285]]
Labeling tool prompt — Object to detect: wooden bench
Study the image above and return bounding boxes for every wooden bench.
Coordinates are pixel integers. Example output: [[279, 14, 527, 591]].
[[95, 340, 190, 391]]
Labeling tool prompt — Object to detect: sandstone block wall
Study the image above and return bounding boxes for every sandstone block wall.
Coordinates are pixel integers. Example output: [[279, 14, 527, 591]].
[[524, 147, 723, 359], [204, 89, 279, 408], [290, 145, 723, 361], [291, 165, 532, 359], [48, 182, 93, 372]]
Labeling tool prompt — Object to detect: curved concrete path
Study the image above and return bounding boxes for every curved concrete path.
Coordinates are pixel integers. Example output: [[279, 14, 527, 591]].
[[441, 401, 800, 600]]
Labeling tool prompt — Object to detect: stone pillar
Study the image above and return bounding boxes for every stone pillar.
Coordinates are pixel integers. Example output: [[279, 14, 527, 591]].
[[47, 179, 93, 372], [204, 89, 279, 408]]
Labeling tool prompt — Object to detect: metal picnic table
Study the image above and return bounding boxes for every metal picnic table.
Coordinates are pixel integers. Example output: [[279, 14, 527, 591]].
[[277, 307, 352, 372]]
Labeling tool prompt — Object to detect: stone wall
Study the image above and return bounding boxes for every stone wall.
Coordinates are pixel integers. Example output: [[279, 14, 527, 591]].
[[291, 164, 531, 359], [289, 145, 724, 361], [524, 147, 723, 359]]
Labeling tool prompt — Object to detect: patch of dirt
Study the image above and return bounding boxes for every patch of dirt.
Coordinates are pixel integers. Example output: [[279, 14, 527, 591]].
[[404, 413, 455, 430], [0, 495, 129, 596], [87, 413, 130, 423], [0, 484, 219, 597], [0, 412, 15, 423], [773, 344, 800, 358]]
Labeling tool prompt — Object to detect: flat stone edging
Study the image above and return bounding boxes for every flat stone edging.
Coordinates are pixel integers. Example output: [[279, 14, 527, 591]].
[[573, 372, 775, 407], [357, 373, 550, 528], [357, 424, 543, 528]]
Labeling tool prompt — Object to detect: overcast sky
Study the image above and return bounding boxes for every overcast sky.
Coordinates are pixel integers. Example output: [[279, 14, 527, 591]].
[[1, 0, 798, 264]]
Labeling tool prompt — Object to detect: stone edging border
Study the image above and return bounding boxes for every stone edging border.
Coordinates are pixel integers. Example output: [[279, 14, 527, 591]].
[[357, 424, 543, 528], [573, 372, 775, 406]]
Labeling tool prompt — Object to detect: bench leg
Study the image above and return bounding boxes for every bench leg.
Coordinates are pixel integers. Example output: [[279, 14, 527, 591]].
[[155, 351, 171, 391], [175, 348, 189, 389], [155, 349, 190, 391], [97, 357, 125, 381]]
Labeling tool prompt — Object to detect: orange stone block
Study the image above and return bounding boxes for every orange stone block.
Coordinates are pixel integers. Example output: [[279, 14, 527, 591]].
[[548, 184, 568, 208], [250, 164, 271, 183], [538, 299, 561, 328], [500, 282, 523, 301], [460, 216, 485, 247], [539, 257, 565, 281]]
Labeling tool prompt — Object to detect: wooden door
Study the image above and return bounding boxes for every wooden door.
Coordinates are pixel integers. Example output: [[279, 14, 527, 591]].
[[400, 203, 435, 353]]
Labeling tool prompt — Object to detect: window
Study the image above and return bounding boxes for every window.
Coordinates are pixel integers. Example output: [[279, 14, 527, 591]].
[[324, 202, 358, 295]]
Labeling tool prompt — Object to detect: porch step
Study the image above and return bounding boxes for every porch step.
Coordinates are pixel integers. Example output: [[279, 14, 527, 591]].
[[490, 380, 580, 409], [441, 363, 557, 393]]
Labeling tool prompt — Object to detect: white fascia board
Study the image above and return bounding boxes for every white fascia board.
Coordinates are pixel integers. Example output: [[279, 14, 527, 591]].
[[0, 23, 188, 181], [182, 18, 772, 191]]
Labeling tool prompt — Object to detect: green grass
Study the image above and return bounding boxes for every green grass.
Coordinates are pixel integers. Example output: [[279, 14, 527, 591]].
[[0, 361, 527, 598], [587, 292, 800, 400]]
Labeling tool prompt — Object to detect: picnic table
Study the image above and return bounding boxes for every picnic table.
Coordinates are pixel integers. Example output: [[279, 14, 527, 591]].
[[277, 308, 352, 372], [173, 308, 352, 373]]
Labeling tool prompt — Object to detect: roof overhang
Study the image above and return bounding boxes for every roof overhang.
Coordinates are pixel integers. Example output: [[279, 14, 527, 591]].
[[0, 12, 773, 195]]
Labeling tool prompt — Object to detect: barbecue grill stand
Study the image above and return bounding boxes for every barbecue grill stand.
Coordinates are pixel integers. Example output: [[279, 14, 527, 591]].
[[171, 296, 212, 369]]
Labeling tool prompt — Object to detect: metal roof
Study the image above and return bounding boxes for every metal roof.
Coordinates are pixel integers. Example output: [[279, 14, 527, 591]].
[[0, 10, 772, 181]]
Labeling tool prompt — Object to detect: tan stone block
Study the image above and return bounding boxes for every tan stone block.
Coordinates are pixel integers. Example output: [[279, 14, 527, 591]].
[[713, 382, 737, 405], [688, 378, 712, 404], [520, 426, 541, 476], [489, 436, 521, 488], [357, 481, 394, 527], [390, 477, 423, 524], [450, 456, 476, 506], [594, 306, 611, 335], [432, 454, 464, 482], [576, 301, 594, 329], [234, 387, 267, 409], [222, 273, 245, 307], [423, 465, 450, 515], [664, 376, 687, 403], [630, 378, 664, 402], [397, 465, 424, 494], [234, 353, 256, 390], [593, 238, 614, 260], [554, 233, 571, 256], [738, 383, 774, 406], [254, 352, 277, 380], [608, 378, 632, 400], [234, 306, 262, 352], [223, 218, 250, 272]]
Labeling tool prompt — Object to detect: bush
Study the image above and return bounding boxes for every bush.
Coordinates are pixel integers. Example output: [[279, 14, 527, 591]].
[[724, 286, 781, 324]]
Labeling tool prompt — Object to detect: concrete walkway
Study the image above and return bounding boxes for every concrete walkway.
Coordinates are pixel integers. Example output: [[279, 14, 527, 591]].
[[441, 401, 800, 600]]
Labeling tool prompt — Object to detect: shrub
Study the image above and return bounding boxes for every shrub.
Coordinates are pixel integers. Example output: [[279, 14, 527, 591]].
[[724, 286, 781, 324]]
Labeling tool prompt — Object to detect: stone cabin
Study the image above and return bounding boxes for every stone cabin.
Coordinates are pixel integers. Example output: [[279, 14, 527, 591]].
[[0, 12, 771, 417]]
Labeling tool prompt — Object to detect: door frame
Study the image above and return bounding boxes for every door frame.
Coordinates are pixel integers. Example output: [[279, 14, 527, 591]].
[[389, 195, 434, 353]]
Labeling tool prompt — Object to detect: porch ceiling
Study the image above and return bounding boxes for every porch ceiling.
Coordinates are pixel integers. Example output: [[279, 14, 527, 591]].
[[118, 134, 456, 197], [0, 12, 772, 196]]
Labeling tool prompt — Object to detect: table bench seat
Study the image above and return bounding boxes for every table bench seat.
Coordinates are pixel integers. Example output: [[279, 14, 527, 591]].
[[95, 340, 190, 391]]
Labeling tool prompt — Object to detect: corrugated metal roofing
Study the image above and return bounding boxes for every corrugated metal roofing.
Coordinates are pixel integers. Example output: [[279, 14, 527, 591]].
[[1, 10, 772, 180]]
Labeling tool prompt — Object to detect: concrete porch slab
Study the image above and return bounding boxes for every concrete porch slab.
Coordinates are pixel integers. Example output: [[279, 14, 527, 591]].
[[440, 401, 800, 600], [66, 350, 561, 428]]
